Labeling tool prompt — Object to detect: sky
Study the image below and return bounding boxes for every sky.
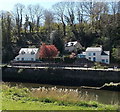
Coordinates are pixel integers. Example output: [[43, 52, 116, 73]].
[[0, 0, 61, 11], [0, 0, 119, 11]]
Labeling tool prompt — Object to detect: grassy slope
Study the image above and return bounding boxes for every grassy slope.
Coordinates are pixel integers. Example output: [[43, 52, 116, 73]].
[[1, 84, 119, 110]]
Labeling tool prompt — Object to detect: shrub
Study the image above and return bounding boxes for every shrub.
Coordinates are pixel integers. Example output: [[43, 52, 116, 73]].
[[93, 62, 104, 69], [63, 56, 76, 64]]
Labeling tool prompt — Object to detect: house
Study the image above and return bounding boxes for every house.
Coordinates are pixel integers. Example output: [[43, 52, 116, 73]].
[[86, 47, 110, 64], [14, 48, 39, 61], [65, 41, 82, 52], [78, 52, 86, 58], [78, 46, 110, 64]]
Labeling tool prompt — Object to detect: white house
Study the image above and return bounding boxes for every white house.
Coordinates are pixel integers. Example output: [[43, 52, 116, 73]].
[[65, 41, 82, 52], [85, 47, 110, 64], [14, 48, 39, 61]]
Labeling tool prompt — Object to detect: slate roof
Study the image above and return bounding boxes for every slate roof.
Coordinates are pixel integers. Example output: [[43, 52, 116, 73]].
[[19, 48, 39, 54], [65, 41, 78, 47], [101, 51, 109, 55], [86, 47, 102, 52]]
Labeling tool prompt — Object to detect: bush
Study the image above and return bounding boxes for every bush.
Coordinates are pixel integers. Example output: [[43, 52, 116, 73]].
[[40, 57, 63, 63], [63, 56, 76, 64], [111, 47, 120, 63], [41, 98, 55, 103], [93, 62, 104, 69]]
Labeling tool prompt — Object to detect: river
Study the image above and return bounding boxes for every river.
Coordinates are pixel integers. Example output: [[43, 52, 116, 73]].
[[5, 82, 120, 105]]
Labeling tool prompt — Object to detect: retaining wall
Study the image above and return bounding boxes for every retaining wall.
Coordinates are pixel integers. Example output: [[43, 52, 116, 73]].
[[2, 66, 120, 87]]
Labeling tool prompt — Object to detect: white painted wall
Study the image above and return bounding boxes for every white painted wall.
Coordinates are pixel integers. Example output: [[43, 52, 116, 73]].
[[15, 54, 38, 61], [86, 51, 101, 62], [85, 47, 110, 64], [101, 55, 110, 64]]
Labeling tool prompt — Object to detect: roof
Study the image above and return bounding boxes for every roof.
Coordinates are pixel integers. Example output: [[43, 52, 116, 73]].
[[19, 48, 39, 54], [65, 41, 78, 47], [101, 51, 109, 55], [82, 52, 86, 55], [86, 47, 102, 52]]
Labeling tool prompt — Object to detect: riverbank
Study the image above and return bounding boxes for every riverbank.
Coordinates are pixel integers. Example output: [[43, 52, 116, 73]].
[[2, 66, 120, 89], [1, 83, 119, 110]]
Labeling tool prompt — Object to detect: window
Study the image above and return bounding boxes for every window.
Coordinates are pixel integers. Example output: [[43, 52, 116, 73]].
[[89, 57, 91, 60], [21, 58, 24, 61], [21, 51, 25, 55], [93, 57, 96, 61], [102, 59, 105, 63], [71, 43, 74, 46], [31, 58, 34, 61], [66, 44, 68, 47], [31, 51, 35, 55], [17, 58, 19, 61], [88, 53, 91, 56], [93, 53, 96, 56], [106, 59, 108, 62]]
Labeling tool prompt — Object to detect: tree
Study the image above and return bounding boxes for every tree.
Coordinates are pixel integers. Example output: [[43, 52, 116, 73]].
[[27, 4, 44, 32], [64, 2, 76, 26], [0, 11, 15, 62], [76, 2, 84, 24], [14, 3, 25, 37], [24, 14, 29, 34], [44, 10, 54, 40], [39, 43, 58, 58], [53, 2, 66, 36], [112, 47, 120, 63], [34, 4, 43, 32], [50, 30, 64, 54]]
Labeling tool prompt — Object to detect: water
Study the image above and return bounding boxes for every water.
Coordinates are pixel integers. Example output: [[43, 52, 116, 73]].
[[5, 82, 120, 105]]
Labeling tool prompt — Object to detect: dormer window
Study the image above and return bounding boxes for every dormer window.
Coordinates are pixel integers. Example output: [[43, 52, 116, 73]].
[[21, 51, 25, 55], [66, 44, 68, 47], [31, 51, 35, 55], [71, 43, 74, 46]]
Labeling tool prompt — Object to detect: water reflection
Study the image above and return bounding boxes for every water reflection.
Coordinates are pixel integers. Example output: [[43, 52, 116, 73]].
[[5, 82, 120, 105]]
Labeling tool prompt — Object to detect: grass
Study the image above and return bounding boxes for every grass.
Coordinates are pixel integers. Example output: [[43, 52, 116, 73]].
[[1, 83, 119, 110]]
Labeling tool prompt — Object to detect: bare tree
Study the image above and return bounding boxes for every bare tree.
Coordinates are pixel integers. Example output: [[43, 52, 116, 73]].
[[82, 1, 94, 23], [44, 10, 54, 40], [76, 2, 84, 24], [14, 3, 25, 36], [109, 2, 119, 23], [27, 5, 35, 23], [64, 2, 76, 26], [53, 2, 66, 36], [27, 4, 43, 32], [24, 14, 29, 34], [34, 4, 43, 32]]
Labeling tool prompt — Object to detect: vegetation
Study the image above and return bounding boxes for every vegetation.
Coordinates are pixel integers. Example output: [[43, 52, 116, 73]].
[[1, 1, 120, 63], [39, 43, 58, 58], [93, 62, 108, 69], [1, 83, 119, 110]]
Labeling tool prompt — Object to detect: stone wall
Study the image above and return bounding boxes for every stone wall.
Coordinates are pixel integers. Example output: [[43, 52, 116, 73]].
[[2, 66, 120, 87]]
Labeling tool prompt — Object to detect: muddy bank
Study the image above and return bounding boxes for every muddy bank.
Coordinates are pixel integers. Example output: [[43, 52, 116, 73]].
[[2, 66, 120, 88], [100, 82, 120, 91], [81, 82, 120, 91]]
